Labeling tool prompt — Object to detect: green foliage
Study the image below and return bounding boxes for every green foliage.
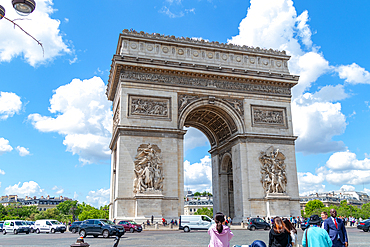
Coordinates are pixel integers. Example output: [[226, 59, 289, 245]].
[[193, 191, 213, 197], [194, 207, 213, 218], [193, 192, 201, 196], [304, 200, 325, 217]]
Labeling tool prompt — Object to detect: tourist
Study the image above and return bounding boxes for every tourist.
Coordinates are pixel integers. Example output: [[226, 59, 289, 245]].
[[302, 214, 332, 247], [146, 219, 150, 226], [233, 240, 267, 247], [321, 211, 328, 229], [208, 212, 233, 247], [297, 217, 301, 229], [151, 215, 154, 224], [324, 209, 348, 247], [283, 218, 297, 246], [268, 217, 291, 247]]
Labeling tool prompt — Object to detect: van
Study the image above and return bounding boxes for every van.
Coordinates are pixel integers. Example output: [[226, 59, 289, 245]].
[[179, 215, 214, 232], [2, 220, 30, 235], [34, 219, 66, 234]]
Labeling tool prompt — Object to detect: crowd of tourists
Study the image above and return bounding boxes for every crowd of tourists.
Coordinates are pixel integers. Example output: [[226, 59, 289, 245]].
[[208, 209, 348, 247]]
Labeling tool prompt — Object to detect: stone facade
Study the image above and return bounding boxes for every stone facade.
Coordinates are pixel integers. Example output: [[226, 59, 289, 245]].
[[107, 30, 301, 222]]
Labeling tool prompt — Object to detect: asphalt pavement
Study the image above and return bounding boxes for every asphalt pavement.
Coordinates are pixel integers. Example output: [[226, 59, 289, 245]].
[[0, 227, 369, 246]]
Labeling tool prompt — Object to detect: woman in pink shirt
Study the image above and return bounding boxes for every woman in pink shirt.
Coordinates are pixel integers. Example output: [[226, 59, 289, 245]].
[[208, 212, 234, 247]]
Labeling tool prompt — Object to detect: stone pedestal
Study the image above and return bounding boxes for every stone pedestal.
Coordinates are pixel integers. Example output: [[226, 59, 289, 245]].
[[134, 193, 164, 220]]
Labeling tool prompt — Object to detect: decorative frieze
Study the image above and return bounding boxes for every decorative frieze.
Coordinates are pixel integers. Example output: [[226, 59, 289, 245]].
[[128, 95, 171, 119], [121, 70, 291, 97], [113, 105, 120, 132], [259, 146, 287, 194], [251, 105, 287, 128]]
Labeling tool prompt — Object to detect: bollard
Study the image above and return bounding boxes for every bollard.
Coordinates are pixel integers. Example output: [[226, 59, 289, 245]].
[[142, 223, 145, 229], [70, 236, 90, 247], [170, 223, 173, 229], [155, 222, 158, 229], [241, 222, 244, 228]]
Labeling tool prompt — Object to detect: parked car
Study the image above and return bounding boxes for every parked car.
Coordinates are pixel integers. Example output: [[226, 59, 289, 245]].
[[34, 219, 66, 234], [179, 215, 214, 232], [117, 220, 142, 233], [357, 219, 370, 232], [301, 218, 323, 231], [79, 219, 125, 238], [2, 220, 30, 235], [247, 218, 270, 231], [69, 221, 82, 233], [0, 222, 3, 232], [24, 221, 35, 233]]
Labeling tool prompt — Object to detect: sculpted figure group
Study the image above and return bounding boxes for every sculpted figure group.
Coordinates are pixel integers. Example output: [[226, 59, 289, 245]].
[[133, 144, 164, 193], [259, 146, 287, 194]]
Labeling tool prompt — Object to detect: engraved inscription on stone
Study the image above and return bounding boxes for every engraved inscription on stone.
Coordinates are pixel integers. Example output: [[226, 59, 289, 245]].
[[133, 144, 164, 194], [251, 105, 287, 128], [129, 95, 170, 119], [259, 146, 287, 194]]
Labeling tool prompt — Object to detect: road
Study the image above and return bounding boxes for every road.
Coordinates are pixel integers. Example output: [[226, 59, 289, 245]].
[[0, 227, 368, 246]]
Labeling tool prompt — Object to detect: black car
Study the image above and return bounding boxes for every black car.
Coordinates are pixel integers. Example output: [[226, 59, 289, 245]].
[[69, 221, 82, 233], [248, 218, 271, 231], [357, 219, 370, 232], [79, 219, 125, 238], [301, 218, 323, 231]]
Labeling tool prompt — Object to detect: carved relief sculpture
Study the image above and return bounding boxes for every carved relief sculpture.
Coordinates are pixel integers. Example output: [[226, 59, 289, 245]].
[[129, 95, 170, 119], [133, 144, 164, 194], [252, 105, 287, 128], [112, 105, 120, 132], [259, 146, 287, 194]]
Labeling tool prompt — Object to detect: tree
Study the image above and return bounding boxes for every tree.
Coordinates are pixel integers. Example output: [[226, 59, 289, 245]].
[[193, 192, 201, 196], [304, 200, 324, 217], [57, 200, 81, 221], [194, 207, 213, 218]]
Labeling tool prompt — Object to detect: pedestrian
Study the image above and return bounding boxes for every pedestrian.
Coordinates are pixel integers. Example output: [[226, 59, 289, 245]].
[[302, 214, 332, 247], [324, 209, 348, 247], [146, 219, 150, 226], [151, 215, 154, 224], [283, 218, 297, 247], [321, 211, 328, 229], [297, 217, 301, 229], [208, 212, 233, 247], [268, 217, 291, 247]]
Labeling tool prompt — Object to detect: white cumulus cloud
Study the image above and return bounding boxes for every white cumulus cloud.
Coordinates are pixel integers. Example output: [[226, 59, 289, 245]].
[[0, 0, 70, 66], [340, 185, 355, 192], [184, 155, 212, 193], [52, 186, 64, 195], [228, 0, 352, 155], [16, 146, 30, 156], [0, 137, 13, 155], [184, 127, 209, 153], [5, 181, 44, 196], [298, 171, 325, 196], [28, 76, 112, 165], [0, 92, 22, 120], [335, 63, 370, 84], [0, 169, 5, 175], [85, 188, 110, 208]]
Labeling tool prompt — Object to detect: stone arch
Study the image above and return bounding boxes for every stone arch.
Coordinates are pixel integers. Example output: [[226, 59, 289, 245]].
[[178, 98, 244, 147]]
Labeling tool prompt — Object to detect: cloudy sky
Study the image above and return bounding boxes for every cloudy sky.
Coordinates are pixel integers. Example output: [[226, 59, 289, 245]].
[[1, 0, 369, 207]]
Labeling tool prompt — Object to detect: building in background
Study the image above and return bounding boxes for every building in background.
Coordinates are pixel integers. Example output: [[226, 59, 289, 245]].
[[300, 191, 370, 213], [184, 191, 213, 215], [0, 195, 71, 211]]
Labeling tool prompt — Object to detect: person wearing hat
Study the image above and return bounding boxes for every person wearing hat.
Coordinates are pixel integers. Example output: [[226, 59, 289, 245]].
[[302, 215, 332, 247], [324, 209, 348, 247]]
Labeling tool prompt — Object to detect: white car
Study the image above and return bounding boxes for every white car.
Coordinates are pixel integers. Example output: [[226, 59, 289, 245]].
[[179, 215, 214, 232], [2, 220, 30, 235], [34, 219, 66, 234]]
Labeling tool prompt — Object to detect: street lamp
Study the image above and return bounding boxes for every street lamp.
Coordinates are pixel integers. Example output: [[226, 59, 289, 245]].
[[0, 0, 36, 18], [12, 0, 36, 16], [0, 0, 43, 54]]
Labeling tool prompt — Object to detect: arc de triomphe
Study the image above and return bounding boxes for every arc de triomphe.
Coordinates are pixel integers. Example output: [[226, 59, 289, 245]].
[[106, 30, 300, 222]]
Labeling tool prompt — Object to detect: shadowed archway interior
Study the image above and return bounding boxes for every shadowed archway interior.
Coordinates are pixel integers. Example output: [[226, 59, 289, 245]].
[[184, 105, 238, 147]]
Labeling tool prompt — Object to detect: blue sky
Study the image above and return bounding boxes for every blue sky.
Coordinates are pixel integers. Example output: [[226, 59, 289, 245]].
[[1, 0, 370, 207]]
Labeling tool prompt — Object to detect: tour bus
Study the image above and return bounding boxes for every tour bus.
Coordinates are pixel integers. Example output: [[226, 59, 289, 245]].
[[2, 220, 30, 235], [179, 215, 214, 232]]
